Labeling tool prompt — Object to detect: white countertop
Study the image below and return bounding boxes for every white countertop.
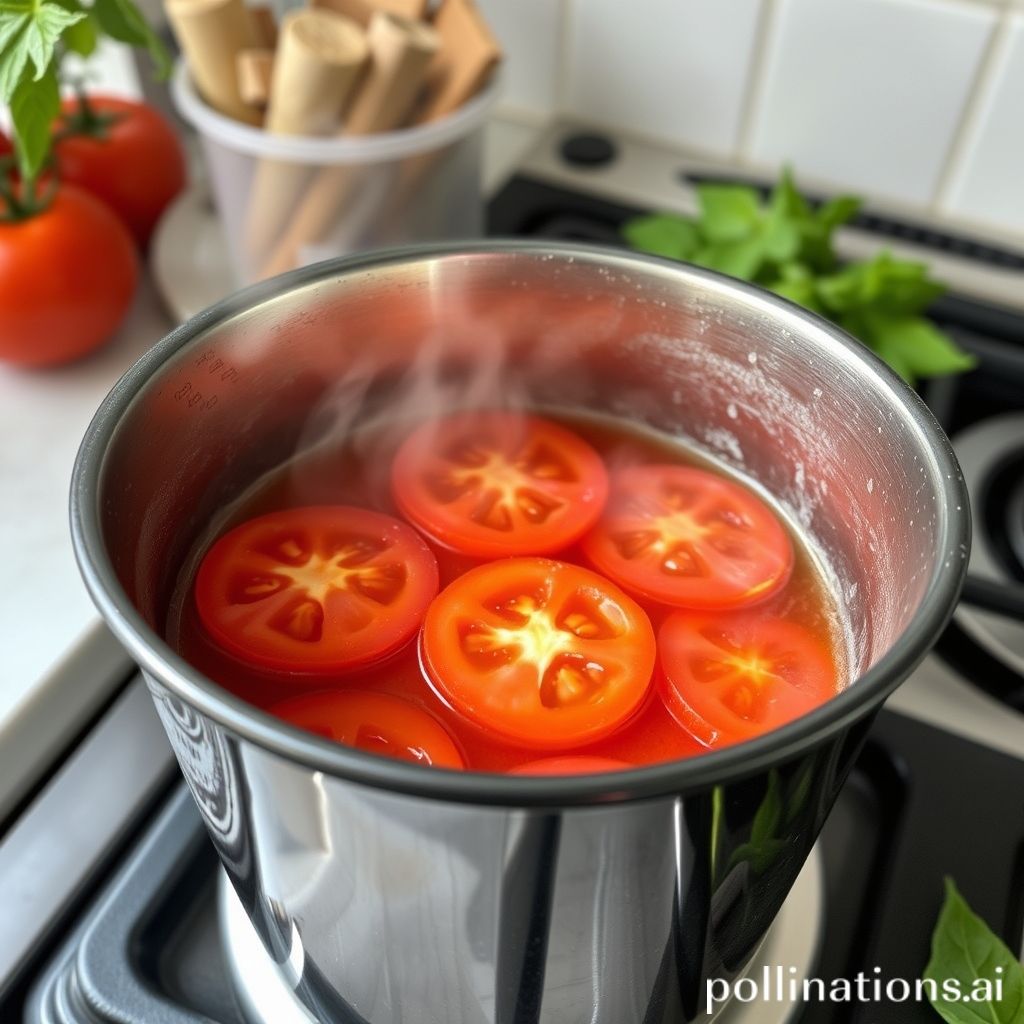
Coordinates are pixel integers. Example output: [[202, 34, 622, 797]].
[[0, 281, 173, 810], [0, 114, 544, 815]]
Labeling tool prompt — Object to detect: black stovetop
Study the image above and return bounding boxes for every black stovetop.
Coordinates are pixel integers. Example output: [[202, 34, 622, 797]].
[[12, 710, 1024, 1024], [4, 171, 1024, 1024]]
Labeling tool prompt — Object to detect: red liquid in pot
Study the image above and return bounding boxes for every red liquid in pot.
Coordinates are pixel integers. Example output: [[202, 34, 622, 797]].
[[165, 413, 846, 772]]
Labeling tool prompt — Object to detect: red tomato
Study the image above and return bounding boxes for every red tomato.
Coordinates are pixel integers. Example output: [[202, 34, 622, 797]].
[[0, 185, 137, 367], [195, 506, 439, 675], [421, 557, 656, 749], [274, 690, 464, 769], [55, 95, 186, 247], [0, 131, 11, 159], [510, 756, 633, 775], [658, 611, 838, 747], [391, 412, 609, 558], [581, 465, 793, 609]]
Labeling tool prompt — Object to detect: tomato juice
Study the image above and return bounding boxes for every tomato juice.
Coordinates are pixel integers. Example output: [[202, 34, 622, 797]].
[[166, 410, 847, 773]]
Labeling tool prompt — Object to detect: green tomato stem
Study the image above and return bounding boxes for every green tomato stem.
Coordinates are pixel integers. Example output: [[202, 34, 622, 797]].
[[0, 154, 56, 223]]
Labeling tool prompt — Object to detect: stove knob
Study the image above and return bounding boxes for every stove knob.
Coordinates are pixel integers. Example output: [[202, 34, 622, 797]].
[[560, 132, 618, 168]]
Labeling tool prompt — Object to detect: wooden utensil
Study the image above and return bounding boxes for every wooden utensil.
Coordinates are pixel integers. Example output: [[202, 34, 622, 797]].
[[260, 11, 439, 278], [236, 48, 274, 107], [165, 0, 261, 124], [244, 8, 369, 272], [417, 0, 500, 123], [374, 0, 500, 241], [310, 0, 430, 28]]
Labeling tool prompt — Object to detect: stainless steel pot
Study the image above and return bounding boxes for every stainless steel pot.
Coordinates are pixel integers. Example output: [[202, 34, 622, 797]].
[[70, 243, 970, 1023]]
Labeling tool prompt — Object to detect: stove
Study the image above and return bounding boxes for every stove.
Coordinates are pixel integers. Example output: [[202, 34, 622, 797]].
[[2, 123, 1023, 1024]]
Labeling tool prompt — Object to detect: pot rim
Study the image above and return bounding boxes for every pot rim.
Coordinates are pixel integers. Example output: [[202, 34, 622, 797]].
[[69, 241, 971, 808]]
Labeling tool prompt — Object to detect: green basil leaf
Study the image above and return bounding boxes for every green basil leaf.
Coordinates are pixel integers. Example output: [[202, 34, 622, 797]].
[[768, 277, 824, 313], [863, 313, 975, 386], [817, 195, 860, 232], [617, 168, 972, 389], [622, 213, 700, 261], [695, 237, 765, 280], [872, 257, 946, 314], [0, 1, 82, 101], [760, 212, 801, 265], [696, 184, 761, 243], [0, 11, 33, 102], [63, 13, 97, 55], [816, 262, 873, 313], [770, 166, 811, 223], [55, 0, 97, 57], [924, 878, 1024, 1024], [0, 9, 31, 51], [26, 2, 81, 73], [10, 61, 59, 180], [92, 0, 170, 77]]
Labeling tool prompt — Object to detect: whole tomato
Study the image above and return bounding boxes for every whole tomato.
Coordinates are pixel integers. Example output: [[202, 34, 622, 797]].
[[55, 95, 186, 247], [0, 184, 138, 367]]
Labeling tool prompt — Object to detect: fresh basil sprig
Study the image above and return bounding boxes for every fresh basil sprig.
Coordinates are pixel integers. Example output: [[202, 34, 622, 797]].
[[0, 1, 80, 182], [0, 0, 168, 187], [623, 170, 975, 388], [925, 878, 1024, 1023]]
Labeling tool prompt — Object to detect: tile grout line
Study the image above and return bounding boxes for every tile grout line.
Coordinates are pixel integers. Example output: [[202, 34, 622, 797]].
[[734, 0, 781, 164], [554, 0, 575, 118], [931, 7, 1015, 214]]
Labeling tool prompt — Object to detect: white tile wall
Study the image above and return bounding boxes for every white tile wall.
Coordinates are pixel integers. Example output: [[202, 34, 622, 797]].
[[746, 0, 996, 206], [943, 13, 1024, 233], [563, 0, 765, 158], [75, 0, 1024, 235], [476, 0, 565, 118]]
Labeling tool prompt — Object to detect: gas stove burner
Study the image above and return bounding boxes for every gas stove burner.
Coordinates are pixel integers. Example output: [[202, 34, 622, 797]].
[[219, 853, 824, 1024], [1003, 470, 1024, 576], [951, 413, 1024, 686]]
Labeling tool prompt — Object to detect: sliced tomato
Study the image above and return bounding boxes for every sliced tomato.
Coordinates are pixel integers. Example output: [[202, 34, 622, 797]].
[[273, 691, 464, 769], [421, 558, 655, 749], [581, 464, 793, 609], [194, 506, 438, 675], [391, 412, 608, 557], [510, 756, 633, 775], [658, 611, 839, 747]]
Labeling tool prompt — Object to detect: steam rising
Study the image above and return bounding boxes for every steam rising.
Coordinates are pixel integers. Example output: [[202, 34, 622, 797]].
[[285, 289, 628, 505]]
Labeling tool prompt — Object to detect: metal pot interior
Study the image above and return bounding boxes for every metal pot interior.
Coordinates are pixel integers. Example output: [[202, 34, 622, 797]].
[[96, 246, 962, 700]]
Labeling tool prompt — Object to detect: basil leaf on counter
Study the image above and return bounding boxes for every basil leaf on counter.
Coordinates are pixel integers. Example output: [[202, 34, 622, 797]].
[[767, 263, 825, 314], [924, 878, 1024, 1024], [861, 313, 976, 384], [622, 168, 973, 388], [695, 237, 766, 281], [696, 184, 762, 243], [621, 213, 700, 262]]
